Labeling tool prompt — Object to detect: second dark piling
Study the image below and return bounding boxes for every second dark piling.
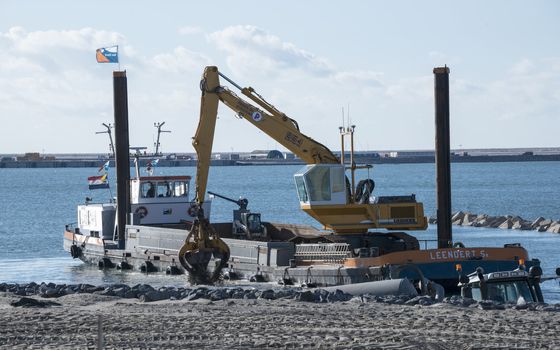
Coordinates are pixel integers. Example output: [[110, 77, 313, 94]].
[[434, 66, 452, 249]]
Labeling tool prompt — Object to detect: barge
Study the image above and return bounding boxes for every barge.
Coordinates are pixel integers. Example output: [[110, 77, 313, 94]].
[[64, 68, 541, 296]]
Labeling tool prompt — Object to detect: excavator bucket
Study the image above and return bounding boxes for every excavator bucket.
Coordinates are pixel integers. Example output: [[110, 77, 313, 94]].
[[178, 216, 230, 284]]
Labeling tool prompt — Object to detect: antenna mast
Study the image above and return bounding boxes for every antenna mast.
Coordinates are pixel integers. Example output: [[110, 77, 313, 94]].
[[95, 123, 115, 157], [154, 121, 171, 156]]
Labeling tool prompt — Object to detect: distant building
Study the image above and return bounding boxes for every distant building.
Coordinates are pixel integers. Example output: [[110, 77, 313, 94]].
[[17, 152, 55, 161], [20, 152, 42, 161], [240, 150, 273, 160], [389, 151, 434, 158], [267, 150, 284, 159], [218, 153, 240, 160]]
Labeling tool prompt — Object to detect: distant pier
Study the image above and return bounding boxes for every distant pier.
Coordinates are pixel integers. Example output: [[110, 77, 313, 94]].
[[1, 148, 560, 168]]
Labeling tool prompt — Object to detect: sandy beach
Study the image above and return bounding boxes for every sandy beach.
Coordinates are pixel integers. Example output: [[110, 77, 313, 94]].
[[1, 288, 560, 350]]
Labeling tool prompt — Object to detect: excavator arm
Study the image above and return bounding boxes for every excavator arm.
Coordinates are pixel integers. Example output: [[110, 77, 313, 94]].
[[178, 70, 229, 283]]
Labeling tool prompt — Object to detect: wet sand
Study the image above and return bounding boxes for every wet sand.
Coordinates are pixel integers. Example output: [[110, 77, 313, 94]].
[[1, 292, 560, 349]]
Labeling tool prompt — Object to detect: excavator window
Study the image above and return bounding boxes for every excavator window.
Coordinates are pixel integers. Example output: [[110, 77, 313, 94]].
[[295, 175, 308, 203], [306, 166, 331, 201], [331, 166, 345, 193], [294, 164, 347, 205], [246, 213, 262, 233]]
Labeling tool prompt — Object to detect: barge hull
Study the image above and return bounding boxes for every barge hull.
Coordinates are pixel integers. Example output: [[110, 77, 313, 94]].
[[64, 224, 538, 291]]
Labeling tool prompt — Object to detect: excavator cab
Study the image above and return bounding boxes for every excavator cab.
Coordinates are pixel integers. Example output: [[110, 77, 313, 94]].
[[295, 163, 427, 233], [294, 164, 348, 206]]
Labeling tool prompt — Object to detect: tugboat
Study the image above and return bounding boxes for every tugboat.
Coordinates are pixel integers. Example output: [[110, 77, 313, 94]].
[[64, 117, 210, 269]]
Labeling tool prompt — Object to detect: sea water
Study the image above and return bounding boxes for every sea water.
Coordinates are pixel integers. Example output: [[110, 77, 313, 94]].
[[0, 162, 559, 302]]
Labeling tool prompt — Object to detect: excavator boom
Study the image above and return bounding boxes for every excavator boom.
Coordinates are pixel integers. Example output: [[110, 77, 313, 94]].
[[178, 69, 228, 284]]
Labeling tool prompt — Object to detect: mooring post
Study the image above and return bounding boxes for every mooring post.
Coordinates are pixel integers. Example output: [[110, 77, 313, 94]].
[[434, 66, 452, 249], [113, 71, 130, 250]]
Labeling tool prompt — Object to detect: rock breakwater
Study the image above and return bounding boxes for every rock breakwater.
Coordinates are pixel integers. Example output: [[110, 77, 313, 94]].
[[0, 282, 354, 304], [429, 211, 560, 233], [2, 282, 560, 311]]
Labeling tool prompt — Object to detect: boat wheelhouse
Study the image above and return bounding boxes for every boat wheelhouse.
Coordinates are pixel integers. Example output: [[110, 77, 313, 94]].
[[131, 175, 205, 225], [65, 170, 211, 257]]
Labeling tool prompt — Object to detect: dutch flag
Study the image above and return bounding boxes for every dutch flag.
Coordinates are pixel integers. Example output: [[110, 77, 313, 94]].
[[88, 174, 109, 190]]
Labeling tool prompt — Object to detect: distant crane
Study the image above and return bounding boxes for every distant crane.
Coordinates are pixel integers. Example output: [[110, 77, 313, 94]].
[[154, 121, 171, 156], [96, 123, 114, 157]]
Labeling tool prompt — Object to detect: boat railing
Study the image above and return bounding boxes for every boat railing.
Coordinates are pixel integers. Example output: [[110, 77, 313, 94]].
[[294, 243, 352, 264]]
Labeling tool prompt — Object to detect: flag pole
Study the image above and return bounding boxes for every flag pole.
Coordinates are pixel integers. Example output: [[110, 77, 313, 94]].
[[108, 183, 114, 203], [117, 45, 121, 71]]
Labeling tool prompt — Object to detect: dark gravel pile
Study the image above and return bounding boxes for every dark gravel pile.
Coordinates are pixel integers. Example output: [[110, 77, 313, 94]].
[[0, 282, 353, 304], [2, 282, 560, 311]]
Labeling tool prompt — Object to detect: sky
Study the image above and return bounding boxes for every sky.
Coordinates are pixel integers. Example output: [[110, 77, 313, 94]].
[[0, 0, 559, 154]]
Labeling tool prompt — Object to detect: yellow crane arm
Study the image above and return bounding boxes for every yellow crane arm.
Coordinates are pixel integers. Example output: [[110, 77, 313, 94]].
[[191, 68, 220, 204]]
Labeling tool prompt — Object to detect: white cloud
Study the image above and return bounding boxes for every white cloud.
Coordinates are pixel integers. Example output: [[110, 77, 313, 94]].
[[449, 58, 560, 148], [178, 26, 203, 36], [2, 27, 124, 53], [152, 46, 211, 73], [509, 58, 536, 75], [0, 55, 45, 74], [208, 25, 334, 78], [385, 75, 432, 101], [0, 27, 130, 153], [332, 71, 384, 88]]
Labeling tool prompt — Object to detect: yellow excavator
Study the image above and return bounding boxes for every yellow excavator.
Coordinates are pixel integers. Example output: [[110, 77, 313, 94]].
[[179, 66, 428, 282]]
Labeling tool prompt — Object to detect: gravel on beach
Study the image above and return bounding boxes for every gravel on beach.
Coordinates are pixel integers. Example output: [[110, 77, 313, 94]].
[[1, 284, 560, 349]]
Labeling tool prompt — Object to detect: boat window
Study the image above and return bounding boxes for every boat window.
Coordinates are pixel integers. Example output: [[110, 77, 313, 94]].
[[305, 166, 331, 201], [141, 182, 156, 198], [173, 181, 188, 197], [294, 175, 308, 203], [157, 182, 173, 197]]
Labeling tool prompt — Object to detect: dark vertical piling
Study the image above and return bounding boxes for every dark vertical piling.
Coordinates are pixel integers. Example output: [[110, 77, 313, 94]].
[[113, 71, 130, 249], [434, 66, 452, 249]]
